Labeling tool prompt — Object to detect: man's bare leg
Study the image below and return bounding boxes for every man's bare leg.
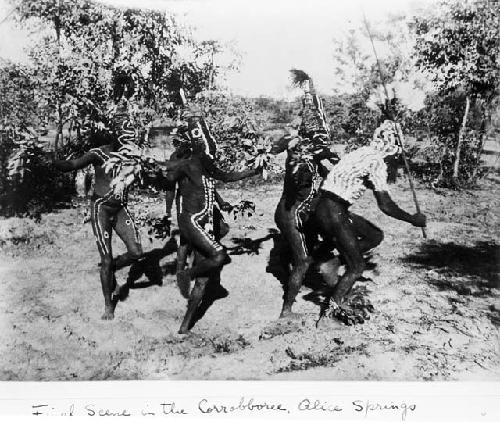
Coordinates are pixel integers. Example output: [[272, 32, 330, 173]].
[[178, 275, 209, 334], [315, 197, 367, 325], [100, 254, 118, 320], [176, 238, 192, 298], [90, 200, 119, 320], [275, 200, 313, 319], [113, 207, 144, 271]]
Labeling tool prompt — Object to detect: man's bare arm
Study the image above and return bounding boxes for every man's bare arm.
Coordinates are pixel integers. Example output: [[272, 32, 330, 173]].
[[201, 154, 260, 182], [53, 151, 98, 172], [164, 182, 176, 217], [164, 151, 180, 218], [374, 191, 426, 227]]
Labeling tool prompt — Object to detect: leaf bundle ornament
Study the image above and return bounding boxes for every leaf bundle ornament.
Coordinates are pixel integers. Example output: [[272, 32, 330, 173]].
[[103, 143, 158, 197], [240, 136, 273, 180], [227, 200, 256, 221], [146, 216, 171, 241], [288, 135, 332, 174]]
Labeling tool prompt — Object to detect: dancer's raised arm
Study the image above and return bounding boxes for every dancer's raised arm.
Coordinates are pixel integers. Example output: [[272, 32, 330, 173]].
[[53, 150, 100, 172], [201, 154, 261, 183]]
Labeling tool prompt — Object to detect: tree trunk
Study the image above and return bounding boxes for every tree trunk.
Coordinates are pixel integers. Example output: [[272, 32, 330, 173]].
[[208, 47, 215, 90], [472, 99, 496, 180], [53, 0, 62, 152], [110, 18, 121, 101], [471, 107, 489, 181], [471, 131, 486, 181], [452, 95, 471, 179], [436, 139, 448, 184], [55, 104, 63, 150], [112, 18, 121, 67]]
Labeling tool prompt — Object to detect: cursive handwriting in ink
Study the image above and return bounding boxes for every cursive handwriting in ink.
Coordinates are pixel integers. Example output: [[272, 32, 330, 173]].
[[298, 398, 343, 412], [84, 404, 131, 417], [141, 406, 155, 416], [160, 402, 188, 415], [32, 404, 48, 416], [32, 404, 74, 416], [352, 400, 417, 421], [198, 397, 288, 414]]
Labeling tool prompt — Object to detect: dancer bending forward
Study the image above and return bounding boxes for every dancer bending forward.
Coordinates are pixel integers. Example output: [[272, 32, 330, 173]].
[[314, 120, 426, 324]]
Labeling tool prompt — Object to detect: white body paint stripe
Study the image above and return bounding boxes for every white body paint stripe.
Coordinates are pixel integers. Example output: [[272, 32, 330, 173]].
[[93, 192, 113, 255], [190, 176, 223, 251], [123, 206, 139, 243], [294, 161, 321, 256]]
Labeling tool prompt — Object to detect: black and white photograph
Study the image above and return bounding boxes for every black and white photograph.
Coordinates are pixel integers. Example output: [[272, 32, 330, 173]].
[[0, 0, 499, 398]]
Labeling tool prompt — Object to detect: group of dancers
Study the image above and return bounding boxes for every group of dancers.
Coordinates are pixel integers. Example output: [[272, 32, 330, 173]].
[[53, 72, 426, 334]]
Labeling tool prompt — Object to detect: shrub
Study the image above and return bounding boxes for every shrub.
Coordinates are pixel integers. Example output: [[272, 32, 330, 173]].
[[0, 128, 74, 219]]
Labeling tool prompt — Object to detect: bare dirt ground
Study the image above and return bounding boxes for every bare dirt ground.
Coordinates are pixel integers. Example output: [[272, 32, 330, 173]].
[[0, 177, 499, 381]]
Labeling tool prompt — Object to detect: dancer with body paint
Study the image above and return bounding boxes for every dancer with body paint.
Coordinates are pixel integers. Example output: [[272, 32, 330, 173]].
[[271, 70, 340, 318], [163, 133, 232, 299], [156, 111, 263, 334], [53, 73, 144, 320], [314, 120, 427, 324]]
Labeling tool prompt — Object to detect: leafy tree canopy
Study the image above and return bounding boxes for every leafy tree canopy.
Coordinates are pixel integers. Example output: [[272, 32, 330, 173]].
[[413, 0, 499, 100]]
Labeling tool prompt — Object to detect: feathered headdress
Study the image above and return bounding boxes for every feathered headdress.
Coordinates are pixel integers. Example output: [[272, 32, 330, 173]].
[[290, 69, 330, 143], [290, 69, 313, 91], [162, 69, 218, 158]]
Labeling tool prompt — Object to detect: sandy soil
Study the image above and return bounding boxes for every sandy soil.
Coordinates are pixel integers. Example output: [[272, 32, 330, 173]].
[[0, 177, 499, 381]]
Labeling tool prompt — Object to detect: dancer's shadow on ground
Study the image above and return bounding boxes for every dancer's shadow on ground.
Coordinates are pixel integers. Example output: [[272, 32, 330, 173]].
[[265, 231, 329, 307], [265, 231, 378, 307], [224, 227, 324, 304], [226, 229, 278, 256], [187, 274, 229, 331], [126, 235, 179, 290], [401, 240, 499, 295], [188, 229, 281, 330]]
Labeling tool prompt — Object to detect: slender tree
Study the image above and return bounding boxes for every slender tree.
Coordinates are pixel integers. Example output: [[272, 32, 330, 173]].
[[413, 0, 500, 184]]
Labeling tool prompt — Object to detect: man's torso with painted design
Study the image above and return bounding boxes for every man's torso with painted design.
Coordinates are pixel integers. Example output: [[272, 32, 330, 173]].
[[283, 150, 322, 206], [321, 146, 389, 204], [175, 157, 217, 217], [89, 146, 127, 205]]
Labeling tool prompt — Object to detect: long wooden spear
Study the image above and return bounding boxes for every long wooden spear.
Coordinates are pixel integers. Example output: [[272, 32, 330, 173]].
[[361, 12, 427, 238]]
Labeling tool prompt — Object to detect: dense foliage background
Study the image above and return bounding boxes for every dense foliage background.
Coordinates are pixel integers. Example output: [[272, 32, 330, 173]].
[[0, 0, 498, 217]]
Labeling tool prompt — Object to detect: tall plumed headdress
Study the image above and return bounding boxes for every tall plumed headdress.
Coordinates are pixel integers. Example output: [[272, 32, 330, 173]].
[[370, 120, 402, 157], [290, 69, 330, 145]]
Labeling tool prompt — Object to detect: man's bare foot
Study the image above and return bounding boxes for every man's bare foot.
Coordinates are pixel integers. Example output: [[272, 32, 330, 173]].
[[279, 310, 302, 320], [173, 332, 189, 340], [177, 327, 190, 335], [101, 306, 115, 320], [176, 270, 191, 299]]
